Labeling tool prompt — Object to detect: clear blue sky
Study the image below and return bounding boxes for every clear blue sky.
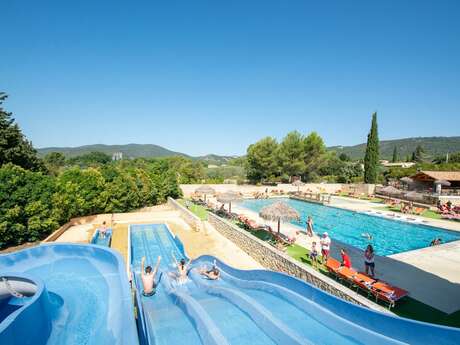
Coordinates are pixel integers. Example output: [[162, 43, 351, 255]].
[[2, 0, 459, 156]]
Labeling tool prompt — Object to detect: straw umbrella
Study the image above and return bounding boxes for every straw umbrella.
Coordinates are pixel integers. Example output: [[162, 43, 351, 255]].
[[400, 177, 413, 184], [380, 186, 403, 197], [292, 180, 305, 193], [404, 191, 425, 202], [259, 201, 300, 235], [194, 185, 216, 202], [216, 191, 242, 213]]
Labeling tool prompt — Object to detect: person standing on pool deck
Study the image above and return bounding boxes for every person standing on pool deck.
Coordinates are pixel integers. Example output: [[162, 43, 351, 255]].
[[141, 256, 161, 297], [320, 232, 331, 263], [306, 216, 314, 237], [364, 245, 375, 276], [340, 248, 352, 268]]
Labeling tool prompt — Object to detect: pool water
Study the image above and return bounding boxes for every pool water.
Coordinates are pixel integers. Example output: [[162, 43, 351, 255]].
[[238, 198, 460, 255]]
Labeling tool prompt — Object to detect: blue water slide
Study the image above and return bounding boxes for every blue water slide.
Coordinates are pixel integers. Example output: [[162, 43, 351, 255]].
[[0, 243, 138, 345], [91, 228, 113, 247]]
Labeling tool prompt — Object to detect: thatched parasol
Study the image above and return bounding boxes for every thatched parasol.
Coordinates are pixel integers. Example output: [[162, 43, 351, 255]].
[[400, 177, 413, 184], [259, 201, 300, 235], [292, 180, 305, 192], [216, 191, 242, 213], [379, 186, 403, 197], [195, 185, 216, 202], [434, 180, 451, 187], [404, 191, 425, 202]]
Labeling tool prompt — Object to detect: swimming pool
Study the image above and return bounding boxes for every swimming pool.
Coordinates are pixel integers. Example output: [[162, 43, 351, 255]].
[[0, 244, 138, 345], [238, 198, 460, 255], [131, 223, 460, 345]]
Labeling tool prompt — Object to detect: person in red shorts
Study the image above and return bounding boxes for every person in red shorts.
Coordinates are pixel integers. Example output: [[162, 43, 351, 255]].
[[320, 232, 331, 263], [340, 248, 352, 268]]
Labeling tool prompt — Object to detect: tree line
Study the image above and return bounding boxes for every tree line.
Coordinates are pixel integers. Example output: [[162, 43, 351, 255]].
[[0, 93, 181, 249], [245, 131, 363, 184]]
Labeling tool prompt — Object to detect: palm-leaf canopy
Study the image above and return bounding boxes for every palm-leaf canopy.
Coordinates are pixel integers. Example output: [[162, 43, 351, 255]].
[[195, 185, 216, 195], [380, 186, 403, 196], [216, 191, 242, 203], [259, 201, 300, 222], [400, 177, 413, 184]]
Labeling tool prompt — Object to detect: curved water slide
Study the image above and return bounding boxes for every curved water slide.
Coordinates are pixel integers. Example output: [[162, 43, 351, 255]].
[[131, 224, 460, 345], [0, 243, 138, 345]]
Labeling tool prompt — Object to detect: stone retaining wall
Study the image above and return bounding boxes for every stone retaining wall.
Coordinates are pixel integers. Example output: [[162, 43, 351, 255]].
[[208, 212, 388, 312], [167, 197, 201, 231]]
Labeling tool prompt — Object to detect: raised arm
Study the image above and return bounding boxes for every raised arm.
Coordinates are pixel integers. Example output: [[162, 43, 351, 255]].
[[141, 256, 145, 275], [152, 256, 162, 277]]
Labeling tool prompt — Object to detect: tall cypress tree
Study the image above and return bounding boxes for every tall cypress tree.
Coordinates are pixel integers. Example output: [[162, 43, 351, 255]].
[[392, 146, 398, 163], [363, 112, 379, 183]]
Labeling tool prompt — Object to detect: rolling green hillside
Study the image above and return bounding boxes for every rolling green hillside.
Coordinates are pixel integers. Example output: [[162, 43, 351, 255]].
[[37, 136, 460, 162], [37, 144, 189, 159], [329, 136, 460, 160], [37, 144, 236, 163]]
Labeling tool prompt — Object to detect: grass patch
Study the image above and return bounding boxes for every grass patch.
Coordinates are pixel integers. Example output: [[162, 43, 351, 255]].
[[178, 199, 208, 220], [375, 205, 442, 220]]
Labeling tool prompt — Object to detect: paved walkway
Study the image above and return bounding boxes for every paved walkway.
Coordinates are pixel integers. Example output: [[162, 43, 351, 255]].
[[233, 198, 460, 314]]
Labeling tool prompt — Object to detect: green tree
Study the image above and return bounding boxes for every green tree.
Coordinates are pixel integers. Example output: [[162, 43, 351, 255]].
[[54, 167, 106, 220], [302, 132, 327, 181], [392, 146, 398, 163], [277, 131, 306, 178], [0, 164, 59, 248], [246, 137, 279, 183], [339, 153, 350, 162], [67, 151, 111, 167], [363, 112, 379, 183], [0, 93, 44, 171], [412, 145, 426, 163]]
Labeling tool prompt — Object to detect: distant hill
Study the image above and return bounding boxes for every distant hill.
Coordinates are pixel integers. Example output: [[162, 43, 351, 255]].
[[37, 144, 236, 163], [37, 144, 190, 159], [329, 136, 460, 160], [37, 136, 460, 163]]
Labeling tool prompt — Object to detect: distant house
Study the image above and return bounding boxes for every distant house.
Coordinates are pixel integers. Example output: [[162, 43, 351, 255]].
[[112, 152, 123, 161], [410, 171, 460, 193], [380, 160, 415, 168]]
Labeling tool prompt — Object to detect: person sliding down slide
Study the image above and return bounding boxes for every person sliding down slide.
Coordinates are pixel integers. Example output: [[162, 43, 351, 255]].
[[141, 256, 161, 297], [199, 260, 220, 280], [171, 253, 190, 285]]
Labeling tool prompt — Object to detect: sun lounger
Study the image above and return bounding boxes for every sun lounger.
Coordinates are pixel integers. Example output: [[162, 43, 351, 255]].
[[326, 258, 408, 308]]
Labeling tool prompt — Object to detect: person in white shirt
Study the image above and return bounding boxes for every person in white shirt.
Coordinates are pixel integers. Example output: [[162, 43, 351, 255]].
[[141, 256, 161, 297], [320, 232, 331, 263]]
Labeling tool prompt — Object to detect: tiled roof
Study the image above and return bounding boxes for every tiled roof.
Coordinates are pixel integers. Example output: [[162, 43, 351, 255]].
[[413, 171, 460, 181]]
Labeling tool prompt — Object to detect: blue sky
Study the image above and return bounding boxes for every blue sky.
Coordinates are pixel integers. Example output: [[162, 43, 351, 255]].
[[2, 0, 459, 156]]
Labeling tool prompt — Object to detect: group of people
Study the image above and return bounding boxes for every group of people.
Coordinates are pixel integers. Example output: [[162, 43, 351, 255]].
[[305, 215, 376, 276], [338, 245, 375, 276], [140, 255, 220, 297]]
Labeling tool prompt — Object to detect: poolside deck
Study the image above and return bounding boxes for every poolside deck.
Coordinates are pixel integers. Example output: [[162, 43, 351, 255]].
[[232, 197, 460, 314]]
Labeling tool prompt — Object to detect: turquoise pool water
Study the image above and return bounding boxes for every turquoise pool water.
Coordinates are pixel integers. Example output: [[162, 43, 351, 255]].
[[238, 198, 460, 255]]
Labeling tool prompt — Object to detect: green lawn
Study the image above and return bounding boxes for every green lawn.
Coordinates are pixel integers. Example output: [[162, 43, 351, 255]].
[[178, 199, 208, 220], [375, 205, 442, 220]]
